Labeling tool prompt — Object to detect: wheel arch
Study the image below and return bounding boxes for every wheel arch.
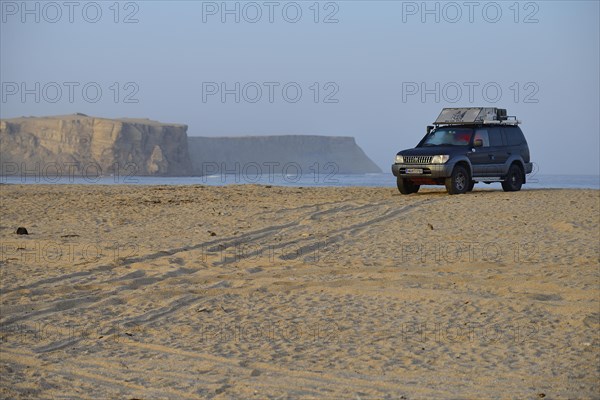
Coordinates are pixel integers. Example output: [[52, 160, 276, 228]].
[[506, 157, 526, 183], [452, 159, 472, 179]]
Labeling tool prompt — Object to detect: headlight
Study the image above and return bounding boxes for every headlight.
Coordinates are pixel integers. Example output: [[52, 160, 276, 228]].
[[431, 155, 450, 164], [395, 155, 404, 163]]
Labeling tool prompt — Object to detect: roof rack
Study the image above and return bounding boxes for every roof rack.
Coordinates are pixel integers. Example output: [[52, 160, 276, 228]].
[[434, 107, 521, 126]]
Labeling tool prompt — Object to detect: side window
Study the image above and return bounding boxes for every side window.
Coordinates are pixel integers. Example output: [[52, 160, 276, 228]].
[[515, 127, 526, 144], [473, 129, 490, 147], [489, 127, 504, 146], [505, 127, 523, 146]]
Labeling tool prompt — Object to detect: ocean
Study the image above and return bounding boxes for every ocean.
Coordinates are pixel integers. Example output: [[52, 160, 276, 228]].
[[1, 173, 598, 190]]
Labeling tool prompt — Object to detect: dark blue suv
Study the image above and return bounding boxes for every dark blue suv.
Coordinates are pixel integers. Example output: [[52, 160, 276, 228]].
[[392, 108, 533, 195]]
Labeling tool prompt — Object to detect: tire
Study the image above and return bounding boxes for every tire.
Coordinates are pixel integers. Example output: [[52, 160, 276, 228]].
[[467, 180, 476, 192], [502, 164, 524, 192], [445, 165, 470, 195], [397, 177, 420, 194]]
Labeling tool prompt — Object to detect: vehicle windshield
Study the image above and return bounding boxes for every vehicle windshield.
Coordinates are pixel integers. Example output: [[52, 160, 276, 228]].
[[421, 128, 473, 146]]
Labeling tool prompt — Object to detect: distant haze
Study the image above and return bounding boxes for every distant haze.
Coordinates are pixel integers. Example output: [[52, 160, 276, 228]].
[[1, 1, 598, 175]]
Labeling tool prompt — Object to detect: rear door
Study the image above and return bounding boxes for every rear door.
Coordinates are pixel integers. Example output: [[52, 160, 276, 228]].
[[489, 127, 509, 172]]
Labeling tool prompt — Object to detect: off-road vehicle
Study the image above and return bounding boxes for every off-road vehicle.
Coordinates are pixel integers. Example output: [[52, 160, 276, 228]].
[[391, 107, 533, 195]]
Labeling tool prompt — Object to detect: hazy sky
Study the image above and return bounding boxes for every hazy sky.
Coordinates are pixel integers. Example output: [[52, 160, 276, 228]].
[[1, 0, 599, 175]]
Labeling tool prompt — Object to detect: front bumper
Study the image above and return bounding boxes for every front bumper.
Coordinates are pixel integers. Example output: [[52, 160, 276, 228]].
[[391, 163, 454, 178]]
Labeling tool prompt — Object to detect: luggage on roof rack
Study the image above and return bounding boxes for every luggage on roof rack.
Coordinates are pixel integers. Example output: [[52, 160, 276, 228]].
[[434, 107, 520, 125]]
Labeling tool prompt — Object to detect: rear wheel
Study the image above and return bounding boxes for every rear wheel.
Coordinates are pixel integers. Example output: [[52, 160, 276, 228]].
[[397, 177, 420, 194], [502, 164, 524, 192], [445, 165, 470, 195], [467, 180, 476, 192]]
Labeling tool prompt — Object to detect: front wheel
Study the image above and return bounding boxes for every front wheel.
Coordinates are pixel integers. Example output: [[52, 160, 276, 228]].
[[502, 164, 524, 192], [397, 177, 420, 194], [445, 165, 470, 195]]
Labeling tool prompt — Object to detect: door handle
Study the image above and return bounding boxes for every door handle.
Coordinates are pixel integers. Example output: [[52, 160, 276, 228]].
[[489, 154, 495, 160]]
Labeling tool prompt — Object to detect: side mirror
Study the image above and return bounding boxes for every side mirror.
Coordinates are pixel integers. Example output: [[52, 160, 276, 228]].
[[426, 125, 434, 135], [474, 139, 483, 147]]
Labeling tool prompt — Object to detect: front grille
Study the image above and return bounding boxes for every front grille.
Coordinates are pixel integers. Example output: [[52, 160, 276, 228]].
[[404, 155, 433, 164]]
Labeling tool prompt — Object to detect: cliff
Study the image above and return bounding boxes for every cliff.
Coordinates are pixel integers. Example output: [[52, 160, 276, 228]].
[[0, 115, 382, 178], [187, 135, 382, 176], [0, 114, 192, 176]]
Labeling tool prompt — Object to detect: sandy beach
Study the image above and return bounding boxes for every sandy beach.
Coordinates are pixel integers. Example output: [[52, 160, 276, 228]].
[[1, 184, 598, 399]]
